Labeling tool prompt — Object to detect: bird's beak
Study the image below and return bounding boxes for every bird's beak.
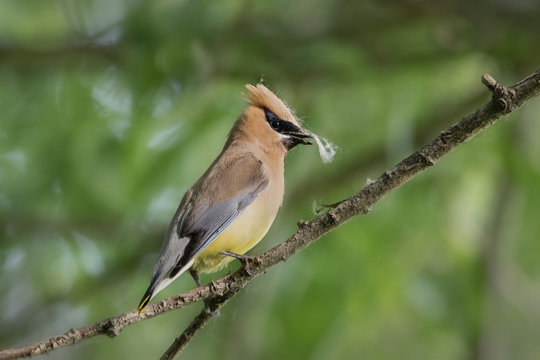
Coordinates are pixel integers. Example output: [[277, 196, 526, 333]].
[[282, 125, 313, 150]]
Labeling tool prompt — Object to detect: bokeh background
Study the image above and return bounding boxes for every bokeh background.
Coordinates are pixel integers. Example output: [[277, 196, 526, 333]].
[[1, 1, 540, 359]]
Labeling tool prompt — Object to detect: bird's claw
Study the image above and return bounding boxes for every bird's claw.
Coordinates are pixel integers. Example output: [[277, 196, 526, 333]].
[[220, 251, 256, 276]]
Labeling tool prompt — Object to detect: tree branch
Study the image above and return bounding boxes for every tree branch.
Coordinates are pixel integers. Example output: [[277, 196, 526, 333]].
[[287, 88, 488, 203], [1, 69, 539, 360]]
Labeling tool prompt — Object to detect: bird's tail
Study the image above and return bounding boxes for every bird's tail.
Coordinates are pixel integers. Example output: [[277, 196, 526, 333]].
[[137, 258, 195, 314], [137, 285, 155, 314]]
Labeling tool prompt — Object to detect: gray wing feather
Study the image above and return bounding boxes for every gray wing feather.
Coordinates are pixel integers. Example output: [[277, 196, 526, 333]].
[[149, 195, 192, 284], [150, 155, 267, 286], [182, 180, 267, 258]]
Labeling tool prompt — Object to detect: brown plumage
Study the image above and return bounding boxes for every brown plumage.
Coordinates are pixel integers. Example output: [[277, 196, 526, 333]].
[[137, 84, 313, 314], [245, 84, 298, 124]]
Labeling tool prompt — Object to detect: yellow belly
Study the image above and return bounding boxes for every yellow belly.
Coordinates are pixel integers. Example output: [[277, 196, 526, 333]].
[[192, 192, 279, 273]]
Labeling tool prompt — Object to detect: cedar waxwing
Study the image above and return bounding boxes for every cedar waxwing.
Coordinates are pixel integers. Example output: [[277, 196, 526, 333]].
[[137, 84, 315, 314]]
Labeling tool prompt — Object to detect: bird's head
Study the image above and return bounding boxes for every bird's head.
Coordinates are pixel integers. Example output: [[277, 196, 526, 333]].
[[232, 84, 313, 152]]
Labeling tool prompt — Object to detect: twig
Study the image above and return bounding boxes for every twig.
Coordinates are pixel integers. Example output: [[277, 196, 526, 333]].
[[1, 69, 539, 360], [159, 293, 232, 360], [288, 88, 488, 203]]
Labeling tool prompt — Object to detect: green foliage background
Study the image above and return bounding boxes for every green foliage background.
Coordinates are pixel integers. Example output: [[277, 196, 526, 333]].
[[1, 1, 540, 359]]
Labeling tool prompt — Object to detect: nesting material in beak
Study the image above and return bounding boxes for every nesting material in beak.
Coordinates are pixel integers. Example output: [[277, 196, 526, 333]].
[[308, 131, 337, 164]]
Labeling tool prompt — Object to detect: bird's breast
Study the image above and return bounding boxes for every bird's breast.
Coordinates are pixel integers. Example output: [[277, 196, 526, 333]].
[[192, 178, 283, 273]]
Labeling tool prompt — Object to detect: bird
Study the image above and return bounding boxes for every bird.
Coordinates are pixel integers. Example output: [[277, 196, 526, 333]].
[[137, 84, 314, 314]]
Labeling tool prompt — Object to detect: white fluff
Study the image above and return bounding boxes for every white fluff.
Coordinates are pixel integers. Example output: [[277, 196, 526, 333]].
[[311, 133, 337, 163]]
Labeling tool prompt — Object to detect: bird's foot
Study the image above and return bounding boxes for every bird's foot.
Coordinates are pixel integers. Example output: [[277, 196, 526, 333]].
[[220, 251, 256, 276], [190, 269, 220, 316]]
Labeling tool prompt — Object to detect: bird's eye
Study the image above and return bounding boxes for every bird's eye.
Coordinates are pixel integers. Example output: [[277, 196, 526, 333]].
[[270, 120, 281, 130], [264, 108, 285, 132]]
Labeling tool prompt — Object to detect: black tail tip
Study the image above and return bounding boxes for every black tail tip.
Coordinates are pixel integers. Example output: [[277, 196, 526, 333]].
[[137, 290, 152, 315]]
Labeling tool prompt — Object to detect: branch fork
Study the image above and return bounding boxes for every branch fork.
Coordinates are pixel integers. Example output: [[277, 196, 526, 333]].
[[482, 73, 518, 113]]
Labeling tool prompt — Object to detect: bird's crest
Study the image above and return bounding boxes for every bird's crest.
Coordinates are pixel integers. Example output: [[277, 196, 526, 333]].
[[245, 84, 298, 124]]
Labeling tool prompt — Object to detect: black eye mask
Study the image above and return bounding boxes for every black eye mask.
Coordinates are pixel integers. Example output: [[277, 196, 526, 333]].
[[263, 107, 303, 135]]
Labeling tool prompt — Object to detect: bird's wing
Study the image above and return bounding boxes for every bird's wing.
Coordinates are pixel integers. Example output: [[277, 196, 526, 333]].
[[152, 154, 268, 285]]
